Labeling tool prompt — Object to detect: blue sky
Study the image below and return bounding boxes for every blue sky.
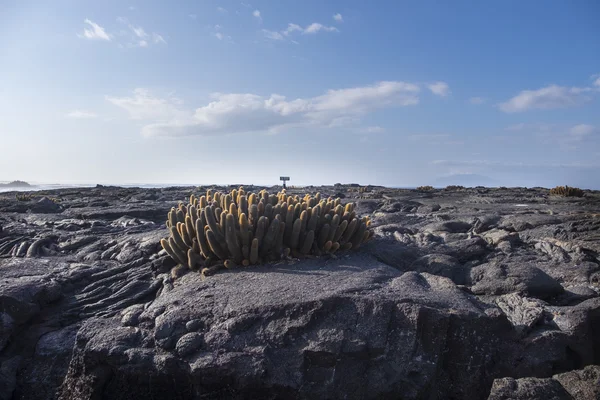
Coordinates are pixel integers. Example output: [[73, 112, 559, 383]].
[[1, 0, 599, 188]]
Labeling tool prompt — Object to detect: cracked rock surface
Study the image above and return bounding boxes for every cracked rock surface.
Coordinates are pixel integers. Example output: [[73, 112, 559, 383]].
[[0, 185, 599, 399]]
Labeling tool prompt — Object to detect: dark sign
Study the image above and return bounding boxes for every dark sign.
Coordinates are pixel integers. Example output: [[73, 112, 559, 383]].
[[280, 177, 290, 181]]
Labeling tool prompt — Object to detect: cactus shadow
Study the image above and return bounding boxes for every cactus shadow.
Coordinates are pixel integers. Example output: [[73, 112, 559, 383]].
[[237, 262, 365, 276]]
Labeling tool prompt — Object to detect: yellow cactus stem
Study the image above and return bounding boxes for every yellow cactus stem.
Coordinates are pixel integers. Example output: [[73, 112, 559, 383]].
[[181, 223, 194, 248], [187, 249, 203, 271], [334, 205, 344, 218], [318, 224, 330, 249], [185, 216, 196, 240], [333, 219, 348, 243], [224, 259, 236, 269], [307, 205, 320, 232], [254, 216, 267, 249], [290, 218, 302, 250], [206, 230, 228, 260], [350, 221, 368, 249], [225, 213, 243, 264], [176, 209, 185, 223], [239, 213, 251, 247], [265, 203, 273, 221], [248, 193, 257, 205], [300, 230, 315, 255], [170, 226, 189, 253], [171, 264, 188, 279], [258, 201, 265, 218], [168, 209, 178, 228], [330, 242, 340, 253], [161, 238, 184, 266], [274, 221, 285, 255], [200, 265, 221, 280], [323, 240, 333, 252], [224, 194, 232, 212], [340, 218, 358, 244], [260, 217, 280, 257], [239, 195, 248, 216], [362, 230, 371, 243], [283, 247, 291, 258], [327, 214, 340, 242], [189, 206, 198, 222], [250, 238, 259, 264], [299, 210, 308, 237]]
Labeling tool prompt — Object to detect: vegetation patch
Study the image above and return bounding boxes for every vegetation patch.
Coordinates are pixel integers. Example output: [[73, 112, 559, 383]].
[[549, 185, 585, 197], [160, 188, 374, 278]]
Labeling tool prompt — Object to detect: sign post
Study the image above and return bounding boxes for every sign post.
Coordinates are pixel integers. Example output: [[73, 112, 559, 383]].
[[280, 176, 290, 189]]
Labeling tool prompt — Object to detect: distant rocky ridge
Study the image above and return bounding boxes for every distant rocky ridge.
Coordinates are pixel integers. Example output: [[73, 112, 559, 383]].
[[0, 185, 599, 399], [0, 180, 31, 188]]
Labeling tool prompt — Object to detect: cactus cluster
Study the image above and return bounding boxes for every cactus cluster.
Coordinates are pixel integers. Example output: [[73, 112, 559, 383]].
[[15, 193, 33, 202], [416, 185, 435, 191], [549, 185, 585, 197], [444, 185, 465, 191], [160, 188, 374, 277]]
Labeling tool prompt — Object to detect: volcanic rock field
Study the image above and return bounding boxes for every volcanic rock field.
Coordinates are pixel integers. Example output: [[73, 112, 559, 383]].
[[1, 185, 599, 400]]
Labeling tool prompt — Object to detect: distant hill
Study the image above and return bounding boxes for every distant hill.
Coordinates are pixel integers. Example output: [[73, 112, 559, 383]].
[[0, 180, 31, 188], [434, 174, 500, 188]]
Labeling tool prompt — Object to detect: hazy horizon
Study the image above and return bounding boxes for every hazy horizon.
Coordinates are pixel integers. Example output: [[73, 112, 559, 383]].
[[1, 1, 599, 189]]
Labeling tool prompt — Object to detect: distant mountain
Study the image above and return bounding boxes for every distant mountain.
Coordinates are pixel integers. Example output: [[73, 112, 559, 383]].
[[433, 174, 500, 188], [0, 180, 31, 188]]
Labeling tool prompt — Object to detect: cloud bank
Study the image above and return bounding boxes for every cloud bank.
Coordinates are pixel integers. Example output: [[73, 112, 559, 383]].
[[107, 81, 425, 137]]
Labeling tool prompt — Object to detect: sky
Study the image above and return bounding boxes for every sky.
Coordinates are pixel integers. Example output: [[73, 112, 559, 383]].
[[1, 0, 599, 188]]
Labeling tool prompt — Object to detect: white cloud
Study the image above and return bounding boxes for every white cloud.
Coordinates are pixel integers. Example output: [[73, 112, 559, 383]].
[[408, 134, 462, 145], [499, 84, 594, 112], [266, 22, 339, 41], [262, 29, 284, 41], [594, 77, 600, 87], [333, 13, 343, 22], [79, 19, 111, 41], [505, 122, 555, 132], [469, 97, 485, 105], [66, 110, 98, 119], [130, 25, 147, 38], [114, 18, 166, 47], [569, 124, 596, 139], [427, 81, 450, 97], [106, 88, 187, 121], [361, 126, 385, 133], [432, 159, 600, 169], [409, 134, 450, 141], [212, 29, 232, 42], [303, 23, 338, 34], [253, 10, 261, 21], [283, 23, 302, 36], [506, 123, 526, 131], [107, 81, 421, 137], [217, 7, 227, 13], [153, 33, 166, 44]]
